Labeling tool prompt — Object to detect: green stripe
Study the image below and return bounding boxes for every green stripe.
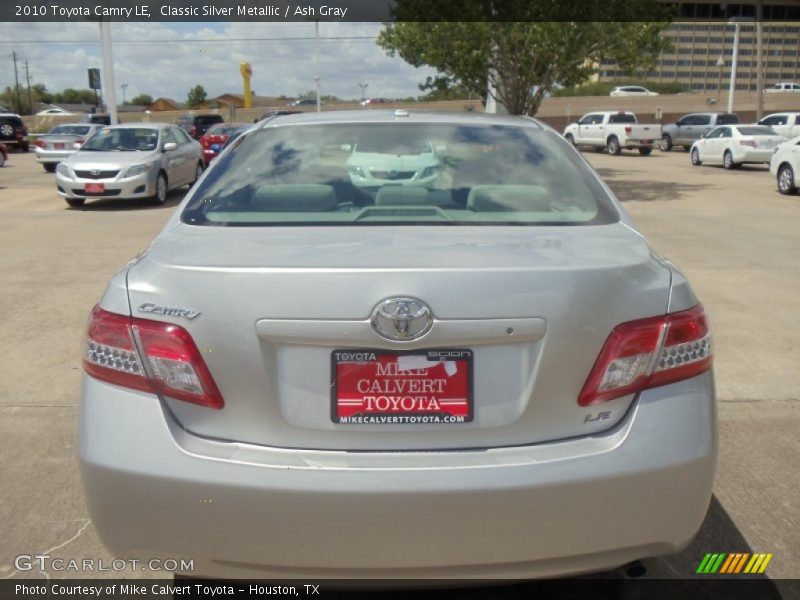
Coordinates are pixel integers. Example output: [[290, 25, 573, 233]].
[[703, 553, 719, 573], [697, 553, 713, 573], [710, 553, 727, 574]]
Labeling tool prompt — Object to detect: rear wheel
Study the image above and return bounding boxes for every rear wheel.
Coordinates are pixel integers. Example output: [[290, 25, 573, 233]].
[[192, 162, 204, 185], [691, 148, 702, 166], [151, 172, 168, 204], [606, 136, 621, 156], [777, 164, 797, 195], [638, 147, 652, 156], [661, 134, 672, 151], [723, 150, 736, 170], [43, 163, 56, 173], [65, 197, 85, 207]]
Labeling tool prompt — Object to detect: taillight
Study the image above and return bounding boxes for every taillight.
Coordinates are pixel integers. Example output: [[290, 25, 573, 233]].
[[190, 126, 198, 137], [36, 139, 46, 148], [74, 138, 84, 145], [578, 305, 712, 407], [624, 126, 632, 135], [83, 305, 224, 409]]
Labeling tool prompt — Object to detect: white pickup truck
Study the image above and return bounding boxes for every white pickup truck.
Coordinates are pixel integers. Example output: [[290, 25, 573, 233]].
[[563, 111, 662, 156]]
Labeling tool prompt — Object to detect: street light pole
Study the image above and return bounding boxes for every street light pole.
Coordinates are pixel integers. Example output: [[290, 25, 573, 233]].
[[756, 0, 764, 120], [121, 83, 128, 105], [716, 55, 725, 102], [727, 22, 741, 114], [99, 21, 118, 124], [314, 20, 321, 113], [358, 82, 368, 100]]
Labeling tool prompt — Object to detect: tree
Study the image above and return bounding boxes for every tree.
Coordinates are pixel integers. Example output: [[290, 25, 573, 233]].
[[130, 94, 153, 106], [377, 1, 674, 116], [186, 85, 207, 109]]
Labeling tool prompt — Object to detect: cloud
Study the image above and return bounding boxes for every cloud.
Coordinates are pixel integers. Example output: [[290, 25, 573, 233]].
[[0, 22, 438, 102]]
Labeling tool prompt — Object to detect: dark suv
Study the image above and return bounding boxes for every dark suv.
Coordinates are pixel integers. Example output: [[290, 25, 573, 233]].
[[0, 113, 29, 152], [176, 114, 224, 140]]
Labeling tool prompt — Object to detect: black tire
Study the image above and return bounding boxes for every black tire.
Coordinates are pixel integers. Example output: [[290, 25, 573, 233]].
[[65, 197, 85, 207], [192, 162, 204, 186], [723, 150, 736, 170], [43, 163, 56, 173], [0, 154, 5, 168], [0, 122, 15, 139], [606, 136, 622, 156], [691, 148, 702, 166], [21, 143, 29, 153], [661, 134, 672, 151], [565, 133, 576, 146], [151, 172, 168, 204], [777, 164, 797, 195], [638, 147, 652, 156]]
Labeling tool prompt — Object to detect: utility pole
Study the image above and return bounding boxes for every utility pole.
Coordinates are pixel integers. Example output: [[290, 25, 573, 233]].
[[121, 83, 128, 105], [358, 82, 368, 101], [727, 22, 740, 115], [12, 51, 22, 114], [756, 0, 764, 120], [23, 59, 33, 115], [314, 20, 321, 112], [99, 21, 118, 124]]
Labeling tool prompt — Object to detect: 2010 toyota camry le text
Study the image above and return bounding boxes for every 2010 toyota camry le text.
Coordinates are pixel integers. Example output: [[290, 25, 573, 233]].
[[80, 109, 716, 580]]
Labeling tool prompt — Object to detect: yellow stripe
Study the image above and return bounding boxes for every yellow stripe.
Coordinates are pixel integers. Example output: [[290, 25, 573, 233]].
[[735, 553, 750, 573], [720, 554, 736, 574], [758, 554, 773, 574], [744, 554, 760, 573]]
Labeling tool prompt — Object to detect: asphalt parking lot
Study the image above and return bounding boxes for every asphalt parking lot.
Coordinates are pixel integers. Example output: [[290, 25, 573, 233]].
[[0, 148, 797, 591]]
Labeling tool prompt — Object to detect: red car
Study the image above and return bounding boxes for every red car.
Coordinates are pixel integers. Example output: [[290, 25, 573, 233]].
[[199, 123, 249, 164], [0, 142, 8, 167]]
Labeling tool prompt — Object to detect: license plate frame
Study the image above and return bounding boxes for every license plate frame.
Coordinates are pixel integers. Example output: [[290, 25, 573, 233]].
[[84, 182, 105, 195], [331, 349, 474, 425], [54, 142, 65, 150]]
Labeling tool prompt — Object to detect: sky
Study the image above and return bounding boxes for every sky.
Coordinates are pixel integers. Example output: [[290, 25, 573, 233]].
[[0, 22, 439, 104]]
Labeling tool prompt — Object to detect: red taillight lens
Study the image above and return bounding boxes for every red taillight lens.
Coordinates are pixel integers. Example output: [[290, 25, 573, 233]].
[[624, 126, 632, 135], [36, 139, 46, 148], [578, 305, 712, 407], [83, 306, 224, 409], [74, 138, 84, 145]]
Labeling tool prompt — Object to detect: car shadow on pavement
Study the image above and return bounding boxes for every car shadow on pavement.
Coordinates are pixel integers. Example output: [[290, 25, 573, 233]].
[[69, 190, 188, 212], [595, 167, 709, 202]]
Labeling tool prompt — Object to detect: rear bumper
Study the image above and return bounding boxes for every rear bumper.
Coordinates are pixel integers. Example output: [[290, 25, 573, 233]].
[[80, 371, 716, 579], [735, 148, 774, 163], [56, 171, 156, 200], [35, 148, 75, 164]]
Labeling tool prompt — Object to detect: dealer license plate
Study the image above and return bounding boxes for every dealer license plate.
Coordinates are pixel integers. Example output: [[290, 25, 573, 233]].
[[331, 349, 473, 425], [84, 183, 105, 195]]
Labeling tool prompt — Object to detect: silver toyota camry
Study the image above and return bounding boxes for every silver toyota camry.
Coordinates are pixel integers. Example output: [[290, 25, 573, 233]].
[[80, 110, 716, 579], [56, 122, 204, 207]]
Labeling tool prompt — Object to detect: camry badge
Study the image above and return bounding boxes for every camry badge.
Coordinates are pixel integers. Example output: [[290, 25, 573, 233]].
[[138, 303, 201, 320], [371, 297, 433, 341]]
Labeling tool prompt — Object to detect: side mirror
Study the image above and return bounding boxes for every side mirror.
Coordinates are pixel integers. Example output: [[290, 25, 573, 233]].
[[340, 144, 352, 152], [162, 142, 177, 152]]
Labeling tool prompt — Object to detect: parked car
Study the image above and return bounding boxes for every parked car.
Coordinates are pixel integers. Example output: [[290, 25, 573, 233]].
[[770, 135, 800, 194], [0, 112, 29, 152], [35, 123, 103, 172], [764, 82, 800, 93], [661, 112, 740, 151], [36, 106, 75, 116], [199, 123, 250, 164], [609, 86, 659, 97], [754, 112, 800, 139], [0, 142, 7, 167], [176, 114, 224, 140], [360, 97, 392, 106], [690, 125, 782, 169], [563, 111, 661, 155], [55, 123, 204, 207], [344, 139, 441, 189], [80, 109, 715, 580], [288, 98, 323, 107]]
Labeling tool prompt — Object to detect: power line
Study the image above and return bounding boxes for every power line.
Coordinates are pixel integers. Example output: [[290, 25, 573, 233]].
[[0, 36, 378, 46]]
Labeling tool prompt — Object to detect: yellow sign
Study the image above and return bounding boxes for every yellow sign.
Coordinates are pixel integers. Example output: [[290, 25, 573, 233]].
[[240, 61, 253, 108]]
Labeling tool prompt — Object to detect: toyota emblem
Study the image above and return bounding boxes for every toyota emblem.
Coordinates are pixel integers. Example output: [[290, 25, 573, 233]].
[[371, 297, 433, 341]]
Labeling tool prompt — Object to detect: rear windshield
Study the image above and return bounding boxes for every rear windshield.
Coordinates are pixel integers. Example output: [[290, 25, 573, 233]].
[[717, 114, 739, 125], [50, 125, 91, 136], [81, 127, 159, 151], [196, 116, 224, 126], [737, 126, 779, 136], [182, 122, 618, 227], [608, 113, 636, 124], [206, 123, 248, 136]]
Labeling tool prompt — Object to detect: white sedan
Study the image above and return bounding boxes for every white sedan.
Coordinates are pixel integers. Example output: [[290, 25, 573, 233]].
[[690, 125, 783, 169], [770, 135, 800, 195], [609, 86, 659, 97]]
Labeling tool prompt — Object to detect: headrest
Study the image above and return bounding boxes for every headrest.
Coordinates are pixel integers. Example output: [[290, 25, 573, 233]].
[[467, 185, 550, 212], [375, 185, 430, 206], [252, 184, 336, 212]]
